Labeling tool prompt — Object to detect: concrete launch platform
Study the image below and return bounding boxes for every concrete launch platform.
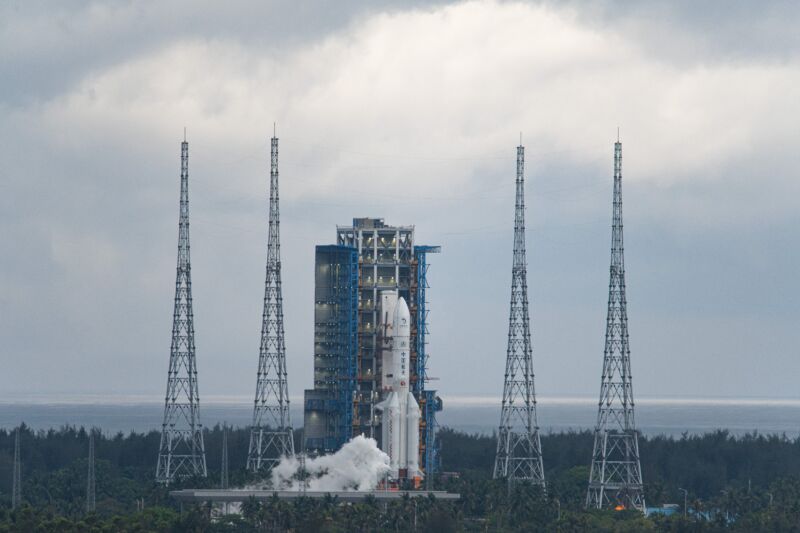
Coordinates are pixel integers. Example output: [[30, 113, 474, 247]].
[[170, 489, 460, 504]]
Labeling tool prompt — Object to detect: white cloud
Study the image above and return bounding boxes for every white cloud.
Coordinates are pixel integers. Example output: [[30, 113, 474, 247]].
[[1, 1, 798, 402], [31, 1, 800, 198]]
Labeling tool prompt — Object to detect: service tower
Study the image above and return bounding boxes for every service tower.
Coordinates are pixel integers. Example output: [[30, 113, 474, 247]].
[[303, 218, 442, 485]]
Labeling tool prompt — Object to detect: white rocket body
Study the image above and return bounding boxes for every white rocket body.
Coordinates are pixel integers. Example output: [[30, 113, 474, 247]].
[[376, 295, 422, 480]]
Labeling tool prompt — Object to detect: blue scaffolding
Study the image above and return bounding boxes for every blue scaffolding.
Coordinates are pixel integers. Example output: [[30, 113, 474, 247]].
[[413, 245, 442, 478], [336, 246, 359, 449], [307, 245, 359, 452]]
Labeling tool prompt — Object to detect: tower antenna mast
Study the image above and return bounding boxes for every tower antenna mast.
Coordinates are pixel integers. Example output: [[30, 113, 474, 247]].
[[221, 424, 229, 489], [12, 427, 21, 509], [156, 134, 208, 484], [493, 142, 545, 487], [586, 137, 645, 512], [87, 430, 96, 513], [248, 127, 295, 472]]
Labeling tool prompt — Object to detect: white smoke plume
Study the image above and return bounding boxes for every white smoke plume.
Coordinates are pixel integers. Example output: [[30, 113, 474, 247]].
[[270, 435, 391, 492]]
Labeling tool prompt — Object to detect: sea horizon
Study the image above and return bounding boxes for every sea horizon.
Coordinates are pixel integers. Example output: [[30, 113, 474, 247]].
[[1, 393, 798, 437], [2, 392, 800, 406]]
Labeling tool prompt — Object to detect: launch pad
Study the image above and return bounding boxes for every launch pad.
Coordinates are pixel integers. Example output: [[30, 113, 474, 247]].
[[170, 489, 460, 504]]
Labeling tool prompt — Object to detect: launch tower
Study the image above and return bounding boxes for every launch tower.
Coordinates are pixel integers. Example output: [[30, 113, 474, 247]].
[[303, 218, 442, 482], [585, 139, 645, 512]]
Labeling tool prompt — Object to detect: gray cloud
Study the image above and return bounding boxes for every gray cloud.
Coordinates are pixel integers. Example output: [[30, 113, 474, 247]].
[[1, 1, 798, 405]]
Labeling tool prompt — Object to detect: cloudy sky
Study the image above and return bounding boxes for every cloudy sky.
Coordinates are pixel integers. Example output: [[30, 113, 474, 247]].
[[1, 0, 798, 404]]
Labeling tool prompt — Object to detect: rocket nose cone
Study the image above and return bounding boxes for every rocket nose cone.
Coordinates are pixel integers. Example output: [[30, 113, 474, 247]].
[[394, 297, 411, 324]]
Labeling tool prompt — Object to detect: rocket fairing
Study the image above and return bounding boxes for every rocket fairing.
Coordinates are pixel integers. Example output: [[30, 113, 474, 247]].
[[376, 296, 422, 480]]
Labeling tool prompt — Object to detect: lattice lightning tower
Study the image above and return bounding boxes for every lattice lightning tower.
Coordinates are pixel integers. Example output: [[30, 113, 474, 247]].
[[86, 430, 96, 513], [586, 138, 645, 512], [221, 425, 229, 489], [248, 129, 295, 472], [12, 427, 21, 509], [493, 144, 545, 487], [156, 135, 207, 484]]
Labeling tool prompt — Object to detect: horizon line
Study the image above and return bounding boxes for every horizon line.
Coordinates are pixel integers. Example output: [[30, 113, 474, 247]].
[[2, 393, 800, 408]]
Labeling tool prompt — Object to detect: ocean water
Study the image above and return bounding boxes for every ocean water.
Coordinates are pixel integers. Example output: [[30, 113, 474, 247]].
[[1, 396, 798, 437], [439, 397, 800, 437]]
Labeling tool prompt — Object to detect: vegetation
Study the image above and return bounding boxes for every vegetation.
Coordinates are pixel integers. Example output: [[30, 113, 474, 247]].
[[1, 425, 800, 530]]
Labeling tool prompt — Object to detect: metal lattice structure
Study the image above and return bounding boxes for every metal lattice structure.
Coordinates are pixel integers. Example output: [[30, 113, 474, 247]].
[[87, 431, 96, 513], [586, 139, 645, 512], [156, 136, 208, 484], [12, 428, 21, 509], [414, 245, 442, 485], [221, 425, 229, 489], [303, 245, 358, 452], [248, 132, 295, 472], [493, 145, 545, 486], [333, 219, 415, 444]]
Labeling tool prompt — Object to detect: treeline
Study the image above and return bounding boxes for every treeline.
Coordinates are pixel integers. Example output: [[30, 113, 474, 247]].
[[0, 424, 258, 513], [439, 428, 800, 503], [1, 426, 800, 531], [2, 479, 800, 532]]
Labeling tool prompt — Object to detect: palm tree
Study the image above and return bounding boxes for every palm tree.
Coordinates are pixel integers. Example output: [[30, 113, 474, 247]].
[[241, 496, 261, 527]]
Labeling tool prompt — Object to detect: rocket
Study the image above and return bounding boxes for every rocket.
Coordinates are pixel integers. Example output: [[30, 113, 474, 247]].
[[376, 295, 422, 480]]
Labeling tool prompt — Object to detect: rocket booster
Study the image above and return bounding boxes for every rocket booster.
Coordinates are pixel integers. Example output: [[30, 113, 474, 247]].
[[376, 296, 422, 480]]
